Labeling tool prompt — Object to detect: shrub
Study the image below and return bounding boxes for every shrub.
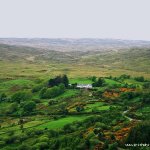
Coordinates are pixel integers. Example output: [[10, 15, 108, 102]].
[[4, 135, 18, 144], [39, 87, 47, 99], [143, 82, 150, 89], [47, 130, 59, 138], [134, 76, 145, 82], [86, 132, 95, 139], [32, 85, 43, 93], [141, 92, 150, 104], [89, 138, 100, 146], [103, 140, 109, 149], [34, 142, 49, 150], [34, 129, 44, 135], [11, 92, 31, 103], [94, 122, 109, 130], [0, 93, 7, 101], [0, 141, 5, 147], [38, 136, 49, 143], [108, 142, 118, 150], [18, 143, 31, 150], [22, 101, 36, 112], [40, 84, 65, 99], [121, 91, 136, 100]]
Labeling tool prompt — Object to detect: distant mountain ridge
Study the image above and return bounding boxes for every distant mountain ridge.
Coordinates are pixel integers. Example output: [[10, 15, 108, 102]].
[[0, 38, 150, 51]]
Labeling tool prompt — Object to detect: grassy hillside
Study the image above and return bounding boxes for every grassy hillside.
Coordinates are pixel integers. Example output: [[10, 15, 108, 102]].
[[0, 44, 150, 80]]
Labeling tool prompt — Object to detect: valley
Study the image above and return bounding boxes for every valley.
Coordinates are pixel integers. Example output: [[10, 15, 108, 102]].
[[0, 39, 150, 150]]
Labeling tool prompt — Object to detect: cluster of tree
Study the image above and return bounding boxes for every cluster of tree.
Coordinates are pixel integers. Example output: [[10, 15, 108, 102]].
[[48, 75, 69, 88], [134, 76, 145, 82], [120, 91, 141, 100], [92, 78, 105, 87], [0, 92, 36, 116], [39, 84, 65, 99]]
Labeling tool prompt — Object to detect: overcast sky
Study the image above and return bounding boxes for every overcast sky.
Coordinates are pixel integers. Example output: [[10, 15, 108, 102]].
[[0, 0, 150, 40]]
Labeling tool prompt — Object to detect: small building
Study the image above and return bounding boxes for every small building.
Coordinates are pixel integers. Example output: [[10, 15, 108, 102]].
[[77, 84, 92, 89]]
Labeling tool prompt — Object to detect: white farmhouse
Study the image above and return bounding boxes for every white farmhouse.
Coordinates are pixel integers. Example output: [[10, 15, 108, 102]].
[[77, 84, 92, 89]]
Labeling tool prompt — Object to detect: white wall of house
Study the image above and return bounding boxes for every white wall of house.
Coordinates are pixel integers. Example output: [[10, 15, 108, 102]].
[[77, 84, 92, 89]]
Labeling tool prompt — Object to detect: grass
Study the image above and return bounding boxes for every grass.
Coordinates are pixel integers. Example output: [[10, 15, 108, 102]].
[[24, 120, 47, 128], [0, 102, 14, 114], [70, 78, 93, 84], [0, 115, 89, 135], [0, 61, 150, 84], [0, 124, 20, 134], [0, 79, 35, 93], [124, 79, 143, 87], [36, 116, 89, 129], [69, 102, 110, 112], [0, 119, 48, 135], [1, 79, 34, 86], [84, 102, 110, 112], [105, 79, 121, 85], [56, 89, 79, 100]]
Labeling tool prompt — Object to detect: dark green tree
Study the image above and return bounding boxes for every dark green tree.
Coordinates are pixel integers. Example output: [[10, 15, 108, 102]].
[[62, 75, 69, 87], [92, 78, 105, 87], [91, 76, 97, 82], [134, 76, 145, 82], [48, 75, 69, 87]]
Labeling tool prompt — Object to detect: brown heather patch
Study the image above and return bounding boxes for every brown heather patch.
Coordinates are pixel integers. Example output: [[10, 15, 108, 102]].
[[119, 88, 135, 92], [103, 91, 119, 99], [114, 121, 138, 141]]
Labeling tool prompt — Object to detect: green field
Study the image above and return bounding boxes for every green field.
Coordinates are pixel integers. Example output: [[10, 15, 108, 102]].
[[56, 89, 79, 100], [84, 102, 110, 112], [124, 79, 143, 88], [105, 79, 121, 85], [70, 78, 93, 84], [0, 79, 35, 94], [36, 116, 89, 130]]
